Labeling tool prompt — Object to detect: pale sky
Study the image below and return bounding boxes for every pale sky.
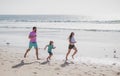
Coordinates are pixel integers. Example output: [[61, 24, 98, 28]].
[[0, 0, 120, 18]]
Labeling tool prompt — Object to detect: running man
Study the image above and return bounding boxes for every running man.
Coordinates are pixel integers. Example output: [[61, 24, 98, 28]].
[[24, 26, 40, 60]]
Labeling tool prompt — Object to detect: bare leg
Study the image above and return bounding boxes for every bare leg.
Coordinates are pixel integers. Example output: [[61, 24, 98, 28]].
[[72, 47, 78, 59], [49, 55, 52, 60], [47, 55, 52, 61], [65, 49, 71, 61], [35, 48, 40, 60], [47, 56, 49, 61], [24, 48, 31, 58]]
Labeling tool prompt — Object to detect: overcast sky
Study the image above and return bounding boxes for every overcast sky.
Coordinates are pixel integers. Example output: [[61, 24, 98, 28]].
[[0, 0, 120, 18]]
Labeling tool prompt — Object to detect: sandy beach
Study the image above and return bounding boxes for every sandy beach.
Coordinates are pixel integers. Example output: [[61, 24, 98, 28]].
[[0, 46, 120, 76]]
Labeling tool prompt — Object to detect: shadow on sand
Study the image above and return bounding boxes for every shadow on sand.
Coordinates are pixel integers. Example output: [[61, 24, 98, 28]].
[[60, 61, 71, 67], [12, 60, 40, 68], [60, 60, 74, 67], [41, 60, 50, 65]]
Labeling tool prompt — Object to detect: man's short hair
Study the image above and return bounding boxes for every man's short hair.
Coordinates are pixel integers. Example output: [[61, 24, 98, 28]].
[[33, 26, 37, 30]]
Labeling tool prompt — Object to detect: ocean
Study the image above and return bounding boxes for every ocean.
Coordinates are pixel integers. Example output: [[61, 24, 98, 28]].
[[0, 15, 120, 32]]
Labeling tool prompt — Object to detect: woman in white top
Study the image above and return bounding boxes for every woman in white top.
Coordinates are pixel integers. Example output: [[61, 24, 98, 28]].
[[65, 32, 78, 61]]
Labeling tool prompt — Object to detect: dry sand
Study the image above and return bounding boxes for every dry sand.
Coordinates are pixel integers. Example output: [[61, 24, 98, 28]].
[[0, 46, 120, 76]]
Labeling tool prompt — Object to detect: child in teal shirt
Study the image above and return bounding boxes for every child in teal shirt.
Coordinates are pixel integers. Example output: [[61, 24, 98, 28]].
[[44, 41, 56, 61]]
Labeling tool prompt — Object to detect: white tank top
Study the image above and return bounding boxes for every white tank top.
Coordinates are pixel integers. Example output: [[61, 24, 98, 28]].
[[70, 37, 76, 43]]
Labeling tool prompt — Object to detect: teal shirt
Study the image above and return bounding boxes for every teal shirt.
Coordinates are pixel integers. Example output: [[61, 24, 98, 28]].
[[48, 45, 54, 52]]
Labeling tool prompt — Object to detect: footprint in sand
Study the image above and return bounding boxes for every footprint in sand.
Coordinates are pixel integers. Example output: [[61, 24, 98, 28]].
[[84, 72, 88, 74], [1, 62, 4, 65], [0, 58, 3, 59], [3, 60, 7, 62], [77, 74, 82, 76], [6, 42, 10, 45], [100, 70, 103, 72], [74, 67, 78, 69], [100, 74, 105, 76], [117, 72, 120, 75], [54, 67, 60, 70], [82, 63, 88, 66], [92, 72, 96, 74], [56, 73, 60, 75], [33, 72, 37, 74], [93, 66, 97, 69], [10, 61, 14, 63], [35, 67, 41, 70], [55, 63, 58, 64], [14, 70, 18, 72], [112, 63, 116, 65]]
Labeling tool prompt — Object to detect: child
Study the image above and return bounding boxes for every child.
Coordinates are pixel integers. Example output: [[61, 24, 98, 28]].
[[44, 41, 56, 61]]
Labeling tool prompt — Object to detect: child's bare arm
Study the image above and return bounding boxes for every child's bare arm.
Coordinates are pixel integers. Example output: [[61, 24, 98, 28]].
[[53, 46, 56, 49], [44, 45, 48, 50]]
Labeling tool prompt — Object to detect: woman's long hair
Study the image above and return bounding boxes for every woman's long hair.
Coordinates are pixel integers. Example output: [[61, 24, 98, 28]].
[[69, 32, 74, 42]]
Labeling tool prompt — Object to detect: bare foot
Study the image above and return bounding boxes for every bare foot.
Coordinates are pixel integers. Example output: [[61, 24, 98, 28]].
[[24, 55, 26, 58], [47, 58, 49, 61], [37, 58, 40, 60], [47, 60, 50, 62], [65, 58, 68, 62]]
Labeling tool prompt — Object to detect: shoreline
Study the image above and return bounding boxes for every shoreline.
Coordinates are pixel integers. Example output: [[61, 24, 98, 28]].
[[0, 45, 120, 65], [0, 46, 120, 76]]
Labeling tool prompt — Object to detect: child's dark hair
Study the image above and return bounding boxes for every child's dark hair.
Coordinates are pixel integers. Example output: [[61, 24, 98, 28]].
[[33, 26, 37, 30], [49, 41, 53, 45], [69, 32, 74, 42]]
